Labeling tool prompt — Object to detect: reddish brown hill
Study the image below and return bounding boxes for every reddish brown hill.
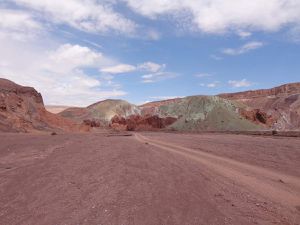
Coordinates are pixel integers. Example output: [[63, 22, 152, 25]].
[[219, 83, 300, 130], [0, 78, 86, 133], [219, 83, 300, 100]]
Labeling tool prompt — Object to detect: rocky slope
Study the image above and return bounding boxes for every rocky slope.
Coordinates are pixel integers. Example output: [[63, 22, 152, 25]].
[[0, 78, 85, 132], [2, 78, 298, 132], [219, 83, 300, 130], [59, 99, 141, 127], [60, 96, 265, 131], [80, 83, 300, 132], [140, 96, 263, 131]]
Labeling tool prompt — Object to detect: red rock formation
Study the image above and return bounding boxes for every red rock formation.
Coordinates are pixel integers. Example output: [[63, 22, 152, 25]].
[[219, 82, 300, 130], [109, 114, 177, 131], [0, 78, 87, 132], [239, 108, 276, 126], [83, 119, 101, 128], [111, 115, 127, 125]]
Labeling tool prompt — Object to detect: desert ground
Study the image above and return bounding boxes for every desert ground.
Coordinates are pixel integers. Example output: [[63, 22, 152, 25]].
[[0, 132, 300, 225]]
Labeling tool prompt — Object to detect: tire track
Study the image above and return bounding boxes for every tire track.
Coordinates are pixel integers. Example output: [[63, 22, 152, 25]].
[[135, 133, 300, 210]]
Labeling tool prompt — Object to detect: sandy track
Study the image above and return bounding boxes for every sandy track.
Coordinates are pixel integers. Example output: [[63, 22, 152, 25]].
[[135, 133, 300, 222], [0, 132, 299, 225], [135, 134, 300, 205]]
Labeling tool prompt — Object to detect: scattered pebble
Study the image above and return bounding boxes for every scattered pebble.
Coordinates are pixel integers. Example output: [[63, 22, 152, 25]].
[[278, 179, 285, 183]]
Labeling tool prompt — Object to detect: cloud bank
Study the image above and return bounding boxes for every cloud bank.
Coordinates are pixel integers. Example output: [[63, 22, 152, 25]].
[[124, 0, 300, 35]]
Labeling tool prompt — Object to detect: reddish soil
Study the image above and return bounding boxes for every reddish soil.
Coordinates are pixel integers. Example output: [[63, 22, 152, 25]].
[[0, 132, 299, 225]]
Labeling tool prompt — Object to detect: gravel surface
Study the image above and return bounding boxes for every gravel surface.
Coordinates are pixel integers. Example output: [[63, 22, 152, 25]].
[[0, 132, 299, 225]]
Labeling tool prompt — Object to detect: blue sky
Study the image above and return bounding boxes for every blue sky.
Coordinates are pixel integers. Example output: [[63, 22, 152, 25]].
[[0, 0, 300, 106]]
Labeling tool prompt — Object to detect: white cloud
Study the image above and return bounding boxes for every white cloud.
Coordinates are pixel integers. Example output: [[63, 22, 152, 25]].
[[46, 44, 108, 74], [207, 83, 216, 88], [200, 81, 220, 88], [138, 62, 165, 73], [4, 0, 300, 39], [228, 79, 252, 88], [222, 41, 264, 55], [237, 31, 252, 38], [207, 82, 219, 88], [0, 9, 42, 40], [195, 73, 212, 78], [124, 0, 300, 35], [101, 64, 137, 74], [0, 36, 126, 106], [142, 72, 177, 83], [100, 61, 169, 76], [12, 0, 137, 35], [138, 62, 176, 83]]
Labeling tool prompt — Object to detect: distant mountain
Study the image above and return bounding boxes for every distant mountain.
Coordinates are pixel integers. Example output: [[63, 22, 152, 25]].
[[219, 83, 300, 130], [1, 78, 299, 132], [59, 96, 266, 132], [57, 83, 300, 132], [59, 99, 140, 126], [0, 78, 85, 132], [219, 83, 300, 99], [45, 105, 71, 114], [140, 96, 262, 131]]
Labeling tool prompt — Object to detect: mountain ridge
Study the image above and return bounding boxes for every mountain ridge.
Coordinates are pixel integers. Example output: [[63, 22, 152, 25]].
[[1, 78, 299, 132], [219, 82, 300, 100]]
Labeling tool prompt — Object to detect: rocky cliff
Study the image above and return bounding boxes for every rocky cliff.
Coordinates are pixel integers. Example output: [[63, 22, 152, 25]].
[[219, 83, 300, 100], [219, 83, 300, 130], [0, 78, 85, 132]]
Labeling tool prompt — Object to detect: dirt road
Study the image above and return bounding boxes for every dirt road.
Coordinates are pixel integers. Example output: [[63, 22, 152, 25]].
[[0, 132, 299, 225]]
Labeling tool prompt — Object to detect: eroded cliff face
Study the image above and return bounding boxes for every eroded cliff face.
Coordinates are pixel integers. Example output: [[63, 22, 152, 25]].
[[0, 78, 85, 132], [219, 83, 300, 100], [219, 83, 300, 130]]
